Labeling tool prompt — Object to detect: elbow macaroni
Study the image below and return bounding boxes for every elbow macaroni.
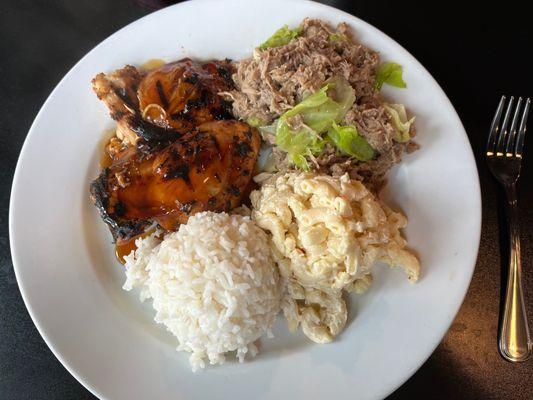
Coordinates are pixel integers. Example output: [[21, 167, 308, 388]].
[[251, 172, 420, 343]]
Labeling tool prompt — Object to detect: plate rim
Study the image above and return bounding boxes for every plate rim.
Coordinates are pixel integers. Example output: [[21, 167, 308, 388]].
[[9, 0, 482, 399]]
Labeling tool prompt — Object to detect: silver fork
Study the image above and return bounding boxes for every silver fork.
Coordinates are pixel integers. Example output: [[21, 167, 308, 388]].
[[486, 95, 531, 362]]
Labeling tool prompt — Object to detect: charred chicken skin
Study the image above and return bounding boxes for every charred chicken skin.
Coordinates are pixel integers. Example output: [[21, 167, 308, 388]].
[[138, 59, 234, 132], [90, 59, 259, 244], [92, 65, 142, 121], [92, 59, 234, 152], [91, 121, 260, 243]]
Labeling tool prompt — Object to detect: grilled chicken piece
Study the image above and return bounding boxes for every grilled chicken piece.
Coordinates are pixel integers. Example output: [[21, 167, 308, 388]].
[[138, 59, 234, 132], [90, 120, 260, 243], [92, 59, 234, 163], [92, 65, 143, 122], [103, 115, 178, 163]]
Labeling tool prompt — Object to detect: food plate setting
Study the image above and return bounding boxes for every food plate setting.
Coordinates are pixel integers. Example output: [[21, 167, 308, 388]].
[[9, 0, 481, 399]]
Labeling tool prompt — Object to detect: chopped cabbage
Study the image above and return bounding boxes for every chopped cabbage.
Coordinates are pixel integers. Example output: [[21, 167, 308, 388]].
[[283, 76, 355, 132], [329, 32, 347, 42], [383, 103, 415, 142], [247, 117, 267, 127], [259, 25, 301, 50], [375, 62, 406, 90], [327, 123, 375, 161], [273, 77, 356, 169], [275, 120, 324, 171]]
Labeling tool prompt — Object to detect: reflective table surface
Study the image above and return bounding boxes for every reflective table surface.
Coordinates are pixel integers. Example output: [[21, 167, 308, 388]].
[[1, 1, 531, 398]]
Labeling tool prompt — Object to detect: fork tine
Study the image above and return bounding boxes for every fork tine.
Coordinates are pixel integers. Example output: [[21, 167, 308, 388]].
[[515, 97, 531, 158], [496, 96, 515, 155], [486, 95, 506, 155], [505, 97, 523, 156]]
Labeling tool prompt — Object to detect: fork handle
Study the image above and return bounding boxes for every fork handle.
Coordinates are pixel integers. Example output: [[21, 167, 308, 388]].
[[499, 184, 532, 362]]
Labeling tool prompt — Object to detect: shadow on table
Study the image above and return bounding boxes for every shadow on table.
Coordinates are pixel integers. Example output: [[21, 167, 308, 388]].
[[386, 349, 492, 400]]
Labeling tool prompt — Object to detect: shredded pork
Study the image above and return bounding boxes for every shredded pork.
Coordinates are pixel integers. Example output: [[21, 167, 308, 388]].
[[222, 18, 417, 190], [225, 18, 379, 123]]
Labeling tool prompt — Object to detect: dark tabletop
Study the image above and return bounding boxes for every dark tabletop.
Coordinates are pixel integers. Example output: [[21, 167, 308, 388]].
[[1, 1, 532, 399]]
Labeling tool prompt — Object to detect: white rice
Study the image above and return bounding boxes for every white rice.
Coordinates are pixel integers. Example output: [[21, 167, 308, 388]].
[[123, 211, 281, 371]]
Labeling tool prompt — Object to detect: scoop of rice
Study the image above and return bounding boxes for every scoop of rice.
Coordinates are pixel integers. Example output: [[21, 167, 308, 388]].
[[123, 212, 281, 371]]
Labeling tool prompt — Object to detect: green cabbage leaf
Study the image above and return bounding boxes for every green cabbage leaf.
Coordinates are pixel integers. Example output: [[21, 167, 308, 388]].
[[383, 103, 415, 142], [327, 123, 375, 161], [375, 62, 406, 90], [272, 77, 356, 169], [259, 25, 301, 50]]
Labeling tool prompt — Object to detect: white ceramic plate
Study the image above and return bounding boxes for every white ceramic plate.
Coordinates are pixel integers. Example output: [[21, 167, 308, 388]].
[[9, 0, 481, 399]]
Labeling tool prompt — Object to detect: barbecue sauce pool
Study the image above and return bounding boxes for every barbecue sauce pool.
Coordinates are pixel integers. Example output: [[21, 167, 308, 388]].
[[100, 59, 166, 265], [101, 135, 136, 264], [100, 149, 113, 169], [99, 128, 116, 168], [140, 59, 166, 71], [115, 239, 138, 264], [99, 128, 148, 265], [115, 228, 159, 264]]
